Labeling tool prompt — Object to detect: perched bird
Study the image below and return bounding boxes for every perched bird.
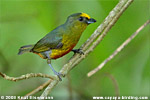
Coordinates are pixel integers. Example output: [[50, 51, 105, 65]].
[[18, 12, 96, 80]]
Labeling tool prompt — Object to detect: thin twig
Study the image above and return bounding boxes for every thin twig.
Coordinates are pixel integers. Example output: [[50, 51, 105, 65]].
[[67, 74, 73, 100], [87, 19, 150, 77], [104, 73, 120, 98], [0, 72, 55, 81], [24, 80, 52, 97], [40, 0, 134, 98], [40, 80, 58, 99]]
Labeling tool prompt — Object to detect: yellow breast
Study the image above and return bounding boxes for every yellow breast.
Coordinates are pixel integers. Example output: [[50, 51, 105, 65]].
[[50, 35, 77, 59]]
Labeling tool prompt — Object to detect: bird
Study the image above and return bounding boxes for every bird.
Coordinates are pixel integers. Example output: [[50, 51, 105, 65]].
[[18, 12, 96, 81]]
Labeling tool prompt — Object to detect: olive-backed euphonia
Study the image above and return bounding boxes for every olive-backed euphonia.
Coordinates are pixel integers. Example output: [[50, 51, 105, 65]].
[[18, 12, 96, 80]]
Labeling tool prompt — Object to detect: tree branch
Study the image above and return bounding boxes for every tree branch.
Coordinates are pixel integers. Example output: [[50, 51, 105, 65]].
[[87, 19, 150, 77], [24, 80, 52, 97], [0, 72, 55, 81], [69, 0, 134, 69], [0, 0, 137, 98], [40, 0, 134, 98]]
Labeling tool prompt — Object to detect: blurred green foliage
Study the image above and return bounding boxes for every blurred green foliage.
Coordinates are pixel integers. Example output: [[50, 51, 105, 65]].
[[0, 0, 149, 100]]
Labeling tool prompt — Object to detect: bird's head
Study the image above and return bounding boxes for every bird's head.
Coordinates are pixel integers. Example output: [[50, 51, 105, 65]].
[[65, 13, 96, 27]]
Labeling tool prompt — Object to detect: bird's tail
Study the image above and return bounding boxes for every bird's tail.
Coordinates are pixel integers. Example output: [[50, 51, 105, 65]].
[[18, 45, 34, 55]]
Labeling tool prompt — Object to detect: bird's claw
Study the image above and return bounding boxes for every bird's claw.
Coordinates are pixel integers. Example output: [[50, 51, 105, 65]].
[[72, 49, 84, 55], [54, 72, 63, 81]]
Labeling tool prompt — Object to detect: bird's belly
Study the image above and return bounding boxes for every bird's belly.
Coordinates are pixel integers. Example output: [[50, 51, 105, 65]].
[[50, 34, 79, 59], [50, 44, 76, 59]]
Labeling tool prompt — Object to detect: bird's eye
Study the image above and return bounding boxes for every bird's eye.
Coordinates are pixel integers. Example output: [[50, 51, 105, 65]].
[[78, 17, 84, 21]]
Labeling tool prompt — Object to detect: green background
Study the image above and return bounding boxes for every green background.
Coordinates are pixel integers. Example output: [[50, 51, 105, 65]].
[[0, 0, 149, 100]]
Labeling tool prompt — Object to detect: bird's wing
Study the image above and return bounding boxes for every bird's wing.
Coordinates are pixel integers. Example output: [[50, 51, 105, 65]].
[[32, 33, 63, 53]]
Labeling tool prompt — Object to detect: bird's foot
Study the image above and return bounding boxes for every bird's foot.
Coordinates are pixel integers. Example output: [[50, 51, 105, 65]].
[[48, 63, 63, 81], [72, 49, 84, 55], [54, 71, 63, 81]]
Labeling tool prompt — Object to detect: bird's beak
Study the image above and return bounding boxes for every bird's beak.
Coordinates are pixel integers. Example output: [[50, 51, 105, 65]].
[[87, 18, 96, 24]]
